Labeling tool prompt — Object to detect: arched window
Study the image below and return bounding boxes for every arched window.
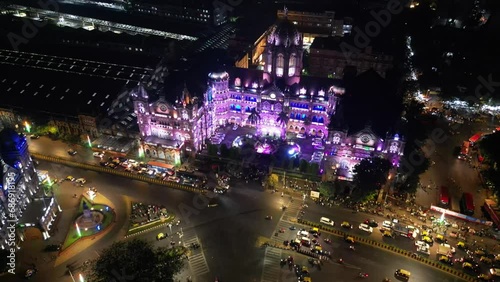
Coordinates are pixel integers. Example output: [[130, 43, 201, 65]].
[[312, 116, 318, 123], [318, 117, 324, 124], [288, 54, 296, 76], [276, 54, 284, 77], [274, 103, 282, 112], [295, 113, 301, 119]]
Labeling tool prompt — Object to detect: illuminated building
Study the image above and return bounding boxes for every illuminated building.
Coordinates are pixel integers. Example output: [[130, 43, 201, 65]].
[[132, 16, 345, 164], [0, 129, 60, 248]]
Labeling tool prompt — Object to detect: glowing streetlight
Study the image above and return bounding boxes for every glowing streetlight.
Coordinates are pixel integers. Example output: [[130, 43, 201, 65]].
[[138, 146, 144, 158], [24, 121, 31, 133], [47, 175, 53, 186], [87, 135, 92, 147], [75, 223, 81, 237], [78, 273, 85, 282]]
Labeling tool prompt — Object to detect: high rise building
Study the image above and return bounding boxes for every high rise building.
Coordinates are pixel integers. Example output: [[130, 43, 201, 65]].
[[0, 129, 60, 249]]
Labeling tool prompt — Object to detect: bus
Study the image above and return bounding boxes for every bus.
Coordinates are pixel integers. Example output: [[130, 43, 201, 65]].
[[469, 133, 483, 146], [458, 141, 469, 160], [460, 192, 475, 215], [439, 186, 450, 207]]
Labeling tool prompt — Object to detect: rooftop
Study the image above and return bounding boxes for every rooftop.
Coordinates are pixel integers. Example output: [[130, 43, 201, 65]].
[[0, 62, 131, 117]]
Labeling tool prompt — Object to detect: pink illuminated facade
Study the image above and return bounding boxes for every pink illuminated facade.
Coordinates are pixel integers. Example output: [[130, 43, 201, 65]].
[[131, 17, 345, 164], [328, 126, 405, 181], [205, 17, 344, 139]]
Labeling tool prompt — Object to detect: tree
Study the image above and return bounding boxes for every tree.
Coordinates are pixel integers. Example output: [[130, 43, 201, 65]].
[[299, 159, 309, 173], [318, 181, 335, 199], [0, 249, 8, 274], [228, 147, 240, 160], [308, 163, 320, 175], [86, 239, 184, 282], [276, 111, 289, 127], [353, 158, 392, 197], [247, 108, 261, 125], [398, 149, 430, 194], [219, 144, 230, 158], [479, 132, 500, 167], [207, 144, 218, 156]]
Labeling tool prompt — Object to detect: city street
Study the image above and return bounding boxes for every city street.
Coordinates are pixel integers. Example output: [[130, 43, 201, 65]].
[[416, 116, 496, 215]]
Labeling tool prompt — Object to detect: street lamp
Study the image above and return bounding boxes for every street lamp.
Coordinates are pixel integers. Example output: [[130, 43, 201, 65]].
[[24, 121, 31, 133], [79, 273, 85, 282]]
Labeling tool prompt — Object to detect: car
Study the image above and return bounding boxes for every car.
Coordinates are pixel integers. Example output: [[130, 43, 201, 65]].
[[383, 230, 394, 238], [99, 161, 109, 167], [463, 262, 480, 273], [66, 176, 75, 181], [214, 187, 226, 194], [93, 152, 104, 158], [395, 269, 411, 281], [435, 234, 446, 243], [382, 220, 393, 228], [365, 219, 378, 227], [320, 217, 334, 226], [358, 223, 373, 233], [478, 273, 493, 281], [75, 178, 86, 184], [341, 221, 352, 229], [415, 240, 429, 248], [156, 233, 167, 240], [67, 149, 77, 155], [457, 241, 467, 249], [30, 134, 40, 139], [422, 236, 433, 245], [439, 255, 454, 266], [167, 176, 180, 182], [490, 268, 500, 278], [481, 256, 493, 265], [475, 249, 487, 257], [297, 230, 309, 237]]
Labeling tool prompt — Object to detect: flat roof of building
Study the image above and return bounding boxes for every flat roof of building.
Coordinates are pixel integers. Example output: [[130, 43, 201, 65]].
[[0, 61, 131, 117]]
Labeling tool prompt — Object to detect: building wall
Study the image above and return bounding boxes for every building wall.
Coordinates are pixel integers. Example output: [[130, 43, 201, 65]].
[[309, 47, 394, 78]]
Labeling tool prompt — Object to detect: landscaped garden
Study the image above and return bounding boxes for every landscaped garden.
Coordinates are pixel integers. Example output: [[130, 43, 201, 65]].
[[127, 202, 174, 235], [62, 197, 115, 250]]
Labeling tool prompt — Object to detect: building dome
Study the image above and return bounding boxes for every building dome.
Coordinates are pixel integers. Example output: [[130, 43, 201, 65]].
[[268, 18, 301, 47], [208, 71, 229, 80], [0, 128, 23, 151]]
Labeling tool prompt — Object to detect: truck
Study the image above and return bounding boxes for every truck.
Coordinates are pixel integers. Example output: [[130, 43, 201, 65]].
[[437, 243, 455, 257]]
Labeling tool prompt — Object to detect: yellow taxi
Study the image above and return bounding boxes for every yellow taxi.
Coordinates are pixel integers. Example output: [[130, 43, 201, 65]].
[[383, 230, 394, 238], [475, 249, 486, 256], [421, 229, 430, 236], [435, 234, 445, 242], [312, 245, 322, 252], [345, 235, 354, 243], [156, 233, 167, 240], [303, 278, 312, 282], [495, 254, 500, 262], [457, 241, 467, 249], [422, 236, 433, 244], [301, 266, 309, 274], [439, 255, 454, 265], [480, 256, 492, 264], [395, 269, 410, 280], [341, 221, 352, 228]]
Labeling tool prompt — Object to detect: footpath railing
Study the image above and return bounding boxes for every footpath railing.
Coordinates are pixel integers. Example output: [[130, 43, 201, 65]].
[[31, 153, 204, 194], [297, 219, 477, 282]]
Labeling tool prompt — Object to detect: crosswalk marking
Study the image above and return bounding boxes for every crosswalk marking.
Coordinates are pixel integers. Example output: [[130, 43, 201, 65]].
[[260, 247, 282, 282], [182, 228, 210, 277]]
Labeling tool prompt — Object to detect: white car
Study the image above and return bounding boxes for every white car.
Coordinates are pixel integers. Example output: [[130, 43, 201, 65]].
[[167, 176, 180, 182], [93, 152, 104, 158], [320, 217, 334, 226], [358, 223, 373, 233], [75, 178, 86, 184], [415, 240, 429, 248], [382, 220, 393, 228], [297, 230, 309, 237]]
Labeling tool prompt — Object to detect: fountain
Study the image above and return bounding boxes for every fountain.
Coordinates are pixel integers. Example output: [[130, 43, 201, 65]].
[[76, 202, 104, 230]]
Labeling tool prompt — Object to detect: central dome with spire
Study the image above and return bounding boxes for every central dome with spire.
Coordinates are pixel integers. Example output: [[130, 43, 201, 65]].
[[267, 17, 302, 47]]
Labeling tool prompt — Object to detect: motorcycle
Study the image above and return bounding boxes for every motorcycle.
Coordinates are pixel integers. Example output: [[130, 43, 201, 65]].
[[289, 226, 296, 230], [324, 238, 332, 244], [265, 215, 272, 220], [338, 258, 343, 264], [359, 272, 369, 278], [349, 245, 355, 251]]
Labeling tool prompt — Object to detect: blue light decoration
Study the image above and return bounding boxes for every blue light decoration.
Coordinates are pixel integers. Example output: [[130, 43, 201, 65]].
[[207, 88, 213, 102], [96, 224, 101, 231], [14, 161, 22, 169], [105, 206, 109, 212]]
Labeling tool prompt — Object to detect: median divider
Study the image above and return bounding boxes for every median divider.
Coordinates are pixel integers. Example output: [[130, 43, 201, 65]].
[[32, 153, 204, 194], [297, 219, 477, 282]]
